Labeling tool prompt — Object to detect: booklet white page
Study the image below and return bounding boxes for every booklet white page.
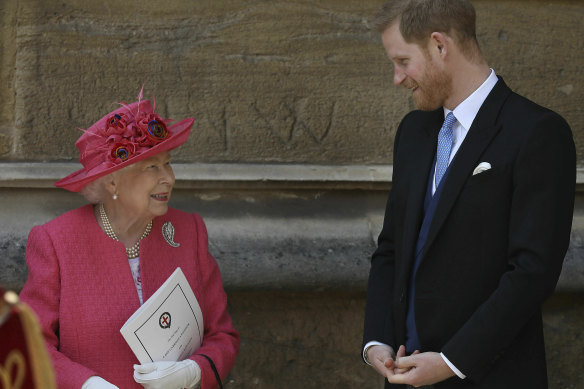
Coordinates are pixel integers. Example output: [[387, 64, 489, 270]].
[[120, 267, 204, 364]]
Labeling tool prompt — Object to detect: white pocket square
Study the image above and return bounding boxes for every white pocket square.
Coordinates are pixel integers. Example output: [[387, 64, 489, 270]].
[[472, 162, 491, 175]]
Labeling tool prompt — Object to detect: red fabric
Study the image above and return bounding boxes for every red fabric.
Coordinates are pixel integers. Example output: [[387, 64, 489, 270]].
[[19, 205, 239, 389], [0, 308, 36, 389]]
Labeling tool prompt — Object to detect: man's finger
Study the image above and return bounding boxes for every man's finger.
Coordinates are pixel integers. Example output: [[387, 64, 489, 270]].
[[396, 345, 406, 358], [387, 373, 408, 384], [383, 358, 395, 369], [394, 355, 417, 369]]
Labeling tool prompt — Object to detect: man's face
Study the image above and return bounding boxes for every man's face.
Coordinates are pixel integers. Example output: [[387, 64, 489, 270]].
[[381, 23, 452, 111]]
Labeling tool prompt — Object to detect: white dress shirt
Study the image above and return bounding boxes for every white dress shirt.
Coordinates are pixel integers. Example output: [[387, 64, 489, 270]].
[[433, 69, 499, 194], [364, 69, 499, 379]]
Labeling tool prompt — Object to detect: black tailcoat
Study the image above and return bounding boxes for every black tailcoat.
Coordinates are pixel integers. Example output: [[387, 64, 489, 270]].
[[363, 78, 576, 388]]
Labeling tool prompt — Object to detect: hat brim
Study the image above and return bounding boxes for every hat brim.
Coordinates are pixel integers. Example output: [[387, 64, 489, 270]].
[[54, 117, 194, 192]]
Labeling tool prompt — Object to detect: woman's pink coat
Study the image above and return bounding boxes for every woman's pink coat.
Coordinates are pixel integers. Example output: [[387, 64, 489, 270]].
[[20, 205, 239, 389]]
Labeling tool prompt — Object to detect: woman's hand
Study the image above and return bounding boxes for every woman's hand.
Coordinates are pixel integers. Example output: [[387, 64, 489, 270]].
[[133, 360, 201, 389], [81, 376, 119, 389]]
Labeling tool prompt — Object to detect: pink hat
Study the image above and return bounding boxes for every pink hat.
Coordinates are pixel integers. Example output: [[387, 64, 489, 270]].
[[55, 92, 194, 192]]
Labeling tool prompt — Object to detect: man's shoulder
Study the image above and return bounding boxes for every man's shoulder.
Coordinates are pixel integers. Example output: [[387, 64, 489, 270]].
[[498, 88, 570, 129], [483, 86, 574, 158], [505, 91, 558, 115]]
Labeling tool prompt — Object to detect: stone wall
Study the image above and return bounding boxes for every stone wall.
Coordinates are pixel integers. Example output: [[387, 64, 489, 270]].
[[1, 1, 583, 388], [1, 0, 582, 164]]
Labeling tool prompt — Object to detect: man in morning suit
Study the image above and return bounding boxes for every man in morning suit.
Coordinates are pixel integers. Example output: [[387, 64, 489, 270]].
[[362, 1, 576, 388]]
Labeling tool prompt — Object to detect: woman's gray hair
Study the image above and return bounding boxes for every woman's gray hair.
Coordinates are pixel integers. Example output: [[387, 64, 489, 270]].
[[79, 163, 136, 203], [80, 174, 112, 204]]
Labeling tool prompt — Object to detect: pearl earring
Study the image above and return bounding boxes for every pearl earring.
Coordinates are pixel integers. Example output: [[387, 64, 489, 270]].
[[113, 193, 118, 200]]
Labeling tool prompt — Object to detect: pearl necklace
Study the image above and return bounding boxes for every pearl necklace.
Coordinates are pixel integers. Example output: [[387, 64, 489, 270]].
[[98, 203, 152, 259]]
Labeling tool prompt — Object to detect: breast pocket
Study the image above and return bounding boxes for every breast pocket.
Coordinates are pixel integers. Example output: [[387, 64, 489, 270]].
[[459, 163, 512, 206]]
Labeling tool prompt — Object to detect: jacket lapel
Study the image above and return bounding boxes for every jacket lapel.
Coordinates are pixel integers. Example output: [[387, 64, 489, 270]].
[[421, 78, 512, 259], [400, 110, 442, 274]]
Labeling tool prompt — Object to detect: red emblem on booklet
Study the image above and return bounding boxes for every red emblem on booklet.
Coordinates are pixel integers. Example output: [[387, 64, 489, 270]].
[[159, 312, 171, 329]]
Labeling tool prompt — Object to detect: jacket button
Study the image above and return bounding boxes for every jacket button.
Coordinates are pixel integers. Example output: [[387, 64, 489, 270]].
[[400, 291, 405, 302]]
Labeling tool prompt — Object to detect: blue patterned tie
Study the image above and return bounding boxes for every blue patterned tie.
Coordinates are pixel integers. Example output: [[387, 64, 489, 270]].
[[435, 112, 457, 188]]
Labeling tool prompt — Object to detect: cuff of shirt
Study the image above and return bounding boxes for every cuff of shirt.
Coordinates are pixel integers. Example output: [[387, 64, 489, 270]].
[[362, 341, 389, 365], [440, 352, 466, 379]]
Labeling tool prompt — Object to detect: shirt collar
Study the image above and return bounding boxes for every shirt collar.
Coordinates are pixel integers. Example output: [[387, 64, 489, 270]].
[[444, 69, 498, 131]]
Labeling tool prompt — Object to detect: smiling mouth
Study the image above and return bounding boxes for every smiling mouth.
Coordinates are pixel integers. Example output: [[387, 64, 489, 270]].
[[151, 193, 169, 201]]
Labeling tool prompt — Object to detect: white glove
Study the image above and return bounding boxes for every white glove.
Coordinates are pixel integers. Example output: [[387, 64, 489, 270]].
[[133, 360, 201, 389], [81, 376, 119, 389]]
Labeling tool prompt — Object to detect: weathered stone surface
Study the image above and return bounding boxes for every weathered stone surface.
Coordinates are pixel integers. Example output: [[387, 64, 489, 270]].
[[0, 0, 582, 164], [226, 292, 381, 388], [0, 1, 17, 131], [559, 223, 584, 292], [0, 130, 12, 156], [542, 293, 584, 389], [0, 235, 27, 291], [6, 0, 392, 163]]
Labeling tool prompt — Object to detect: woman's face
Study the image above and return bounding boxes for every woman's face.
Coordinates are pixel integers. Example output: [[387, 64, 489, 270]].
[[114, 151, 175, 221]]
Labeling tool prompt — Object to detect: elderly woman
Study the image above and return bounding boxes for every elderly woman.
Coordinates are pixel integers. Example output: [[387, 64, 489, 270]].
[[19, 91, 239, 389]]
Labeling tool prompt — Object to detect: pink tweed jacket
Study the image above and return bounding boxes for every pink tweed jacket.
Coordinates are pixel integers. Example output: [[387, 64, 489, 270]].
[[20, 205, 239, 389]]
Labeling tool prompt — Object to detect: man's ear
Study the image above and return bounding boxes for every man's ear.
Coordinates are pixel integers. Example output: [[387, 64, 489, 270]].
[[429, 32, 449, 59]]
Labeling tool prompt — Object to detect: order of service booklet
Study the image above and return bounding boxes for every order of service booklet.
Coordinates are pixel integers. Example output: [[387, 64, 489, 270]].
[[120, 267, 204, 364]]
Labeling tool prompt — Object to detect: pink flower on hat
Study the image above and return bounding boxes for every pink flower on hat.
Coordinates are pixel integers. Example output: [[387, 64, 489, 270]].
[[102, 111, 169, 164], [104, 113, 132, 141], [109, 139, 138, 164], [134, 113, 169, 147], [146, 119, 169, 142]]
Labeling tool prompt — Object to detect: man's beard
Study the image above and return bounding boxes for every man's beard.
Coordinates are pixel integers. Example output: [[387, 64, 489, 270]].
[[407, 63, 452, 111]]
